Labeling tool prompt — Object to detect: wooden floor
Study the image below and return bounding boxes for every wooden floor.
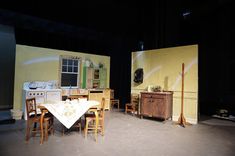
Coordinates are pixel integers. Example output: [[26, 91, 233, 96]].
[[1, 110, 235, 156]]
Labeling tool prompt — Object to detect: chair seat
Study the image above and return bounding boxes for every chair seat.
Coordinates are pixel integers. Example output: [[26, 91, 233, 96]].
[[125, 103, 137, 114], [125, 93, 139, 116], [86, 116, 103, 130], [84, 98, 105, 142]]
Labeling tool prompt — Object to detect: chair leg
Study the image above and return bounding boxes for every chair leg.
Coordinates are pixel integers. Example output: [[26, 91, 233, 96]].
[[77, 121, 81, 133], [40, 122, 44, 145], [25, 121, 31, 142], [32, 122, 37, 137], [112, 101, 115, 110], [79, 119, 82, 133], [132, 107, 135, 116], [51, 120, 54, 135], [62, 125, 65, 136], [79, 124, 82, 133], [84, 120, 88, 138], [101, 119, 104, 136], [51, 117, 54, 135], [94, 112, 98, 142], [45, 121, 49, 141], [110, 101, 113, 110]]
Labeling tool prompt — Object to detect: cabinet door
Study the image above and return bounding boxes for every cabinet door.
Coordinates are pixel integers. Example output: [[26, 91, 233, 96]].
[[141, 97, 153, 117], [46, 91, 61, 102], [99, 68, 107, 88], [83, 67, 94, 88], [152, 97, 165, 119]]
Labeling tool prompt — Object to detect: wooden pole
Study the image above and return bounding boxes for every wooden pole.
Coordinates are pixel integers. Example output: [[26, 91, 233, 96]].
[[177, 63, 189, 127]]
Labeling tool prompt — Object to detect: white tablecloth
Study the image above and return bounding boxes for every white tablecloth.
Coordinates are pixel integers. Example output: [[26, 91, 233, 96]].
[[41, 100, 99, 129]]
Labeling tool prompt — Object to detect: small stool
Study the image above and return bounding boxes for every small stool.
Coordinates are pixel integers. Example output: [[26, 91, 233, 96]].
[[110, 99, 119, 110]]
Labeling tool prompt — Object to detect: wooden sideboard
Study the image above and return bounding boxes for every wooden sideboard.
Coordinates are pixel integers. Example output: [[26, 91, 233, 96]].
[[140, 91, 173, 120], [88, 89, 111, 110], [62, 88, 111, 110]]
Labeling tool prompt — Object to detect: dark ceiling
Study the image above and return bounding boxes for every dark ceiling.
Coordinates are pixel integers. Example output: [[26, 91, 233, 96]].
[[1, 0, 234, 56], [1, 1, 149, 38], [0, 1, 213, 39], [1, 0, 234, 54], [1, 0, 234, 40]]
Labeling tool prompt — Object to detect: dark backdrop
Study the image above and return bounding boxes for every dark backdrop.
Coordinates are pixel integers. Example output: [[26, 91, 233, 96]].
[[0, 0, 235, 116], [0, 24, 15, 109]]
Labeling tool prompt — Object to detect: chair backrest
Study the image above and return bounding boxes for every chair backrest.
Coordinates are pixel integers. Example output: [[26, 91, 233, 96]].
[[131, 93, 139, 106], [110, 89, 114, 100], [26, 98, 37, 119]]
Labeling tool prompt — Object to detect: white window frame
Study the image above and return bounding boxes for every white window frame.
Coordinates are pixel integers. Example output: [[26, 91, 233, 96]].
[[59, 55, 81, 88]]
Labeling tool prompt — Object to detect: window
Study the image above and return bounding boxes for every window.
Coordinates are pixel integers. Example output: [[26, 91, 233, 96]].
[[60, 56, 81, 88]]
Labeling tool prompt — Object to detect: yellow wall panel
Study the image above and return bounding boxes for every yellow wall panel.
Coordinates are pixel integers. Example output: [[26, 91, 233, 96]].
[[14, 44, 110, 110], [131, 45, 198, 124]]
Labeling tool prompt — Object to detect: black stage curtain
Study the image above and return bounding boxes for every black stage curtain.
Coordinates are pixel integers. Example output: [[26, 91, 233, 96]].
[[0, 25, 15, 110]]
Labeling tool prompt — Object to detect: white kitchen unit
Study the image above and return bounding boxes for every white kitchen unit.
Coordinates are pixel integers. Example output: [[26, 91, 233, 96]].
[[22, 81, 61, 120]]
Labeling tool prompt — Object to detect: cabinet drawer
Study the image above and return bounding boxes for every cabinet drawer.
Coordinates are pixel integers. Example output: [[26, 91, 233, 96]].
[[141, 93, 165, 99], [151, 94, 166, 99], [141, 94, 153, 98]]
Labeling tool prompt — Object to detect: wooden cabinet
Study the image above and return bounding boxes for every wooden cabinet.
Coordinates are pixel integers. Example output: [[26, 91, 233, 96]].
[[99, 68, 107, 88], [83, 67, 107, 89], [82, 67, 93, 89], [140, 92, 173, 120]]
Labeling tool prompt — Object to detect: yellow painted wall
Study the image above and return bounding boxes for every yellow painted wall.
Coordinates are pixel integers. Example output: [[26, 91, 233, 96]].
[[14, 44, 110, 110], [131, 45, 198, 124]]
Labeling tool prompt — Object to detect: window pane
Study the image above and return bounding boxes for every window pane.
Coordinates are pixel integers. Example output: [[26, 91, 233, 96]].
[[74, 67, 78, 72], [68, 60, 72, 65], [74, 60, 78, 66], [62, 66, 67, 72], [62, 59, 67, 65], [68, 66, 72, 72], [60, 57, 80, 87], [61, 73, 78, 87]]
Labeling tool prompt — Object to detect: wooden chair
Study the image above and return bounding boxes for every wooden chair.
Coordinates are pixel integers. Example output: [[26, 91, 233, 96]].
[[125, 93, 139, 116], [25, 98, 53, 144], [40, 108, 54, 144], [110, 89, 120, 110], [84, 97, 105, 142]]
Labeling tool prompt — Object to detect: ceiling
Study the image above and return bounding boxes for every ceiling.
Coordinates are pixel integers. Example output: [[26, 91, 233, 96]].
[[0, 0, 234, 51], [0, 1, 148, 38]]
